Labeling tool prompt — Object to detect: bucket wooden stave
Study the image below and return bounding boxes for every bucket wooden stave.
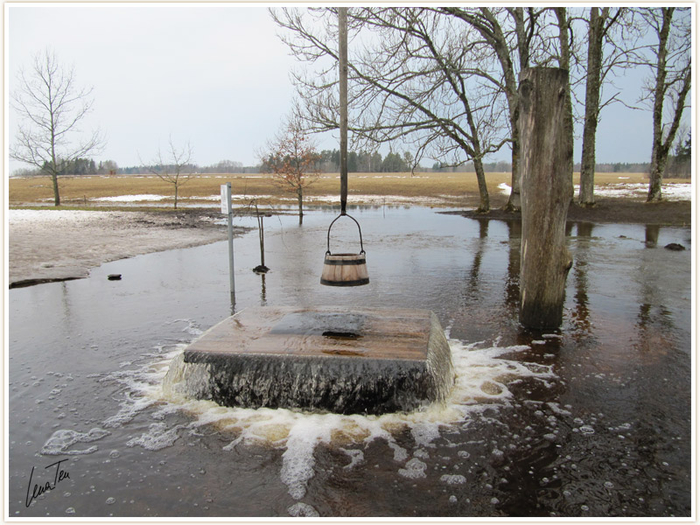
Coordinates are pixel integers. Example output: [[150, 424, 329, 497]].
[[320, 213, 369, 287]]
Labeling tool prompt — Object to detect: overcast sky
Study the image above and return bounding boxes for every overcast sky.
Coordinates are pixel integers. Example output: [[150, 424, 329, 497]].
[[6, 4, 691, 172]]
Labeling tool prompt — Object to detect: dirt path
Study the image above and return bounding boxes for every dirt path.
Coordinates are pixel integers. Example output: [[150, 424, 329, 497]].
[[8, 209, 235, 288]]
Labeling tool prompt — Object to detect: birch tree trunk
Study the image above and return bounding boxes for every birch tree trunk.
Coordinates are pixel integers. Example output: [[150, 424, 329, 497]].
[[579, 7, 607, 207], [647, 8, 672, 202], [518, 67, 573, 329], [555, 8, 575, 204], [646, 7, 691, 202]]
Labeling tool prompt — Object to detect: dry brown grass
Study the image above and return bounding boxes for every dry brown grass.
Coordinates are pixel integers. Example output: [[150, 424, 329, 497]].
[[9, 171, 658, 208]]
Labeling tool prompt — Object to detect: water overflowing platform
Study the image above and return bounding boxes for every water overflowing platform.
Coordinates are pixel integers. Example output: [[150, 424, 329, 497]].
[[170, 306, 454, 415]]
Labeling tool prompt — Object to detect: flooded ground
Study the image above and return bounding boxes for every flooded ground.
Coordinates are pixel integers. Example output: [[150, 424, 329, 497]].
[[8, 206, 692, 518]]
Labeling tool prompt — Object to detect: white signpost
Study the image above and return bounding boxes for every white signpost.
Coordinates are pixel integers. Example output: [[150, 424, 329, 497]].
[[221, 183, 235, 300]]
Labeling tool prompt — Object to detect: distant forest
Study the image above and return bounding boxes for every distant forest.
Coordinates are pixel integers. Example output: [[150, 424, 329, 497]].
[[12, 144, 691, 178]]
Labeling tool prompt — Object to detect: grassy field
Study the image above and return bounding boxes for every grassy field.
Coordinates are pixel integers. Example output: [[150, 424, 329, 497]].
[[8, 171, 658, 209]]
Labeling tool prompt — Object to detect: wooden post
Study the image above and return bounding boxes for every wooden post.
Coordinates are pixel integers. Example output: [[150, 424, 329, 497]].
[[338, 7, 348, 215], [518, 67, 573, 329]]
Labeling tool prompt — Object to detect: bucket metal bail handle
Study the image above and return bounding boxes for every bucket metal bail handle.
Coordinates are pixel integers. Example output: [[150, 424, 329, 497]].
[[326, 213, 365, 255]]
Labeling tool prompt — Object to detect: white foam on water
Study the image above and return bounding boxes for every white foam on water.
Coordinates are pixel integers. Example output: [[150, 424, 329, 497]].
[[411, 422, 441, 449], [440, 474, 467, 485], [280, 417, 334, 500], [100, 333, 557, 504], [388, 442, 409, 462], [126, 422, 183, 451], [169, 318, 204, 338], [41, 428, 110, 456], [398, 458, 428, 479], [287, 502, 320, 517], [340, 448, 364, 470], [102, 343, 186, 429]]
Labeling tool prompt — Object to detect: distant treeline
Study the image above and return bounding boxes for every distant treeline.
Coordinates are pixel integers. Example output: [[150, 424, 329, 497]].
[[433, 160, 658, 174], [12, 158, 120, 177], [119, 159, 258, 175], [12, 146, 691, 178], [313, 150, 415, 173]]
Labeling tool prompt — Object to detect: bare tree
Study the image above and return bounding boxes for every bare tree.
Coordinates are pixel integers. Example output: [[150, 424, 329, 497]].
[[10, 49, 103, 206], [259, 116, 321, 223], [273, 7, 511, 212], [355, 8, 512, 212], [577, 7, 635, 207], [145, 137, 195, 210], [553, 8, 575, 199], [439, 7, 550, 211], [637, 7, 691, 202]]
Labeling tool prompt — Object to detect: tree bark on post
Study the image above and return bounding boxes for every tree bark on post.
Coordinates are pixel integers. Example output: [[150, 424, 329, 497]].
[[518, 67, 573, 330]]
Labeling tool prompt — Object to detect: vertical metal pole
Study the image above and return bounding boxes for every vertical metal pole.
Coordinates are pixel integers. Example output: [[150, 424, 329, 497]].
[[226, 182, 235, 304], [339, 7, 348, 215]]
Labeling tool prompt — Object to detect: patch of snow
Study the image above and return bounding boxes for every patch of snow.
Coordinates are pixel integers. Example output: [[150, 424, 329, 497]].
[[574, 182, 691, 201], [307, 194, 449, 205], [197, 194, 276, 202], [10, 209, 118, 224], [94, 194, 168, 202], [500, 181, 690, 201], [498, 183, 511, 195]]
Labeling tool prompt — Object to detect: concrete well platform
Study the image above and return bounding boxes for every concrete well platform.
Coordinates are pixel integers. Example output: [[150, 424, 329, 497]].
[[170, 306, 454, 415]]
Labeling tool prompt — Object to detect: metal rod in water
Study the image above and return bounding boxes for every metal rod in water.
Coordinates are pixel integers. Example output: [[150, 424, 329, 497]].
[[339, 7, 348, 215], [225, 182, 235, 304]]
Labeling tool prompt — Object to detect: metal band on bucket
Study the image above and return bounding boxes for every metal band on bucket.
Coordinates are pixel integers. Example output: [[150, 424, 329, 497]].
[[320, 277, 370, 287]]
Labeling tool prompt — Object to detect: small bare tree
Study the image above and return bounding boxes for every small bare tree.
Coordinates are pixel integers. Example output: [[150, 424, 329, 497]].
[[637, 7, 691, 202], [145, 137, 195, 210], [11, 49, 104, 206], [259, 117, 320, 223]]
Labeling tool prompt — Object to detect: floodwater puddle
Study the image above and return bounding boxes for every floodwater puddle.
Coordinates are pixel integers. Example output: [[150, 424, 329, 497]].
[[8, 207, 691, 518]]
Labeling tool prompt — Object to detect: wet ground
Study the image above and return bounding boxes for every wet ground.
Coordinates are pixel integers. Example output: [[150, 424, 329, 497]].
[[8, 206, 692, 518]]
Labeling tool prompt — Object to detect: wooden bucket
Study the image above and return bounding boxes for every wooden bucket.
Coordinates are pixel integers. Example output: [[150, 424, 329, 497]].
[[320, 213, 369, 287]]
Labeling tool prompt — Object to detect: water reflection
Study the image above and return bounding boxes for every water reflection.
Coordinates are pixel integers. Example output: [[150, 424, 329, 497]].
[[8, 207, 691, 518], [645, 224, 660, 248], [504, 220, 521, 318], [635, 240, 680, 363], [259, 273, 268, 306], [465, 219, 489, 302], [570, 222, 594, 338]]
